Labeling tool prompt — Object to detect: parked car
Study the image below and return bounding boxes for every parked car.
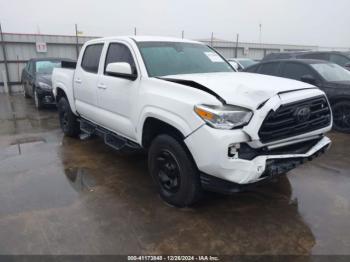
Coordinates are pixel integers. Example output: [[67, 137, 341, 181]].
[[21, 58, 75, 109], [52, 36, 331, 207], [245, 59, 350, 133], [228, 58, 257, 71], [262, 51, 350, 71]]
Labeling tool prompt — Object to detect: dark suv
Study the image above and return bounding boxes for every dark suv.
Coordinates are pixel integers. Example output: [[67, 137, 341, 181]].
[[262, 51, 350, 71], [245, 59, 350, 133], [21, 58, 74, 109]]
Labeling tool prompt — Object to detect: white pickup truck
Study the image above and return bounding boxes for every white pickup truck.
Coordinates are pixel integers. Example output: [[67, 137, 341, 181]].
[[52, 36, 332, 207]]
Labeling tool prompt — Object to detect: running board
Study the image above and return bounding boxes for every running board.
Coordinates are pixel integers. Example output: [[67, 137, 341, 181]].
[[79, 119, 142, 152]]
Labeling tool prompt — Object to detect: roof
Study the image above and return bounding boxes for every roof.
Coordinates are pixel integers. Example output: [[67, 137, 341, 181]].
[[29, 57, 75, 62], [86, 36, 202, 45], [270, 50, 347, 55], [262, 59, 331, 65]]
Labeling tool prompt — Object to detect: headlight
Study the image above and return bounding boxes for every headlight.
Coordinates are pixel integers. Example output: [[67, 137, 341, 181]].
[[37, 82, 52, 90], [194, 104, 253, 129]]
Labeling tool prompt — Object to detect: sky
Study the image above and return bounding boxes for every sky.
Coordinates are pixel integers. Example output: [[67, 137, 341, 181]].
[[0, 0, 349, 48]]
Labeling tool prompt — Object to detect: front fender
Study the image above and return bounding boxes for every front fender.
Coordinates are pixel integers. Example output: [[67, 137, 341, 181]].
[[136, 106, 202, 144]]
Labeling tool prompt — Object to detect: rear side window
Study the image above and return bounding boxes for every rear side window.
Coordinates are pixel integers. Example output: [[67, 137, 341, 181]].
[[104, 43, 136, 73], [244, 64, 259, 73], [329, 54, 350, 67], [258, 62, 280, 76], [81, 44, 104, 73], [281, 63, 316, 81], [299, 53, 329, 61]]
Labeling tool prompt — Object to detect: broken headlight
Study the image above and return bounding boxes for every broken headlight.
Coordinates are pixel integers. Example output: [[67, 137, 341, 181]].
[[194, 104, 253, 129]]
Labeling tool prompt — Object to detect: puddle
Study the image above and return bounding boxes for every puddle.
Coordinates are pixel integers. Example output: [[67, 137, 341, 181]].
[[64, 167, 98, 192], [10, 137, 46, 145], [0, 137, 48, 159]]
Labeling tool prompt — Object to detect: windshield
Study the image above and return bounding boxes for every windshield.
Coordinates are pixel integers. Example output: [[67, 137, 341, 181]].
[[138, 42, 234, 77], [35, 60, 61, 74], [311, 63, 350, 82], [237, 59, 257, 68]]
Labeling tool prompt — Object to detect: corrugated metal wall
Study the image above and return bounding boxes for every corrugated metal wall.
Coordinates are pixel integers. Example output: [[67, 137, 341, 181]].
[[0, 33, 96, 93], [1, 33, 344, 93], [201, 40, 318, 60]]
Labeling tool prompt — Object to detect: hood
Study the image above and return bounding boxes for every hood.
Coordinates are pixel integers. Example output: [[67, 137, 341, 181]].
[[36, 74, 52, 87], [161, 72, 315, 109]]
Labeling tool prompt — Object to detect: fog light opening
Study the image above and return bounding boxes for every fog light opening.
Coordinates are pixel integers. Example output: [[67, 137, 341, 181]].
[[228, 143, 240, 158]]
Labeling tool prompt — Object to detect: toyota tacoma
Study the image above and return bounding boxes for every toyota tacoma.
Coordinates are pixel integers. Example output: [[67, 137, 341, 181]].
[[52, 36, 332, 207]]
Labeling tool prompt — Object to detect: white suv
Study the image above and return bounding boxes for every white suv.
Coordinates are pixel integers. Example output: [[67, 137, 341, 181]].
[[52, 36, 332, 207]]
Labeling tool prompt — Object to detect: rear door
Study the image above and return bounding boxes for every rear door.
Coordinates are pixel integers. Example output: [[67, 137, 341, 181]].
[[74, 43, 104, 123], [96, 41, 139, 140]]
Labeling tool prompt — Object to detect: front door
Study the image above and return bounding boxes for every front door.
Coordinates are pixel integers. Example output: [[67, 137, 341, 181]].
[[96, 42, 139, 140]]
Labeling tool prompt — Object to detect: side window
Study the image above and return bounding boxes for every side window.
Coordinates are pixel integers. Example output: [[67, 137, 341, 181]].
[[329, 54, 349, 67], [104, 43, 136, 74], [81, 44, 104, 73], [258, 62, 280, 76], [300, 53, 328, 61], [244, 64, 259, 73], [281, 63, 316, 81]]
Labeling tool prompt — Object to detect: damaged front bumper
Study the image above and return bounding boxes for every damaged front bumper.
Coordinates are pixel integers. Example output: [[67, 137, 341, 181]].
[[184, 123, 331, 193], [200, 136, 330, 194]]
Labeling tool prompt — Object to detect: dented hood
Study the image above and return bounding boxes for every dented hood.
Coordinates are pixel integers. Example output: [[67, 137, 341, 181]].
[[161, 72, 315, 109]]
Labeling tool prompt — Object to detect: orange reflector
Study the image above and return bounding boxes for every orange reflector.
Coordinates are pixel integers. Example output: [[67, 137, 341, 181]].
[[195, 107, 214, 120]]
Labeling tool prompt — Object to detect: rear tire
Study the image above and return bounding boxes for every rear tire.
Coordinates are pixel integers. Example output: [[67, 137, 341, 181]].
[[148, 134, 201, 207], [57, 97, 80, 137], [34, 89, 43, 110], [23, 85, 30, 98], [332, 101, 350, 133]]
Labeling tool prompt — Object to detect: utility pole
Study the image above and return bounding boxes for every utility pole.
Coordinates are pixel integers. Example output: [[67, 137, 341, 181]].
[[259, 23, 262, 44], [134, 27, 137, 36], [181, 30, 184, 39], [210, 32, 214, 47], [0, 22, 11, 94], [235, 33, 239, 58], [75, 24, 79, 59]]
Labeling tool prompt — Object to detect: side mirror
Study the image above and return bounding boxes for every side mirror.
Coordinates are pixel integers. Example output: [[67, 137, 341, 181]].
[[105, 62, 137, 80], [344, 62, 350, 70], [301, 74, 317, 85]]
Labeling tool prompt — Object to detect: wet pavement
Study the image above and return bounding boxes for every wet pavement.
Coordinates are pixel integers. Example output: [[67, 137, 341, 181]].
[[0, 93, 349, 255]]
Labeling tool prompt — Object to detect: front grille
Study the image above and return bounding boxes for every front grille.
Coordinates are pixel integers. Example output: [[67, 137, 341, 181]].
[[259, 96, 331, 143]]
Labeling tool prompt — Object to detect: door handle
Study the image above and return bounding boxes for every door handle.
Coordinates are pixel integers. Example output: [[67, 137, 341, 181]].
[[75, 78, 82, 84], [97, 83, 107, 90]]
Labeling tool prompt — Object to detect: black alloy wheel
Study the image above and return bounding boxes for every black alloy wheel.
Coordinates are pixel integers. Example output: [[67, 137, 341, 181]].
[[155, 149, 181, 195], [333, 101, 350, 133]]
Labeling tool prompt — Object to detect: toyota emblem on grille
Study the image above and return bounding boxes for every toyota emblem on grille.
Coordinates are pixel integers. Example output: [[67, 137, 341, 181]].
[[295, 106, 311, 123]]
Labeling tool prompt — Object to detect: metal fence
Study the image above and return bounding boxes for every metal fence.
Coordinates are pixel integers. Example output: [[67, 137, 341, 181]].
[[0, 32, 96, 93], [1, 32, 348, 93]]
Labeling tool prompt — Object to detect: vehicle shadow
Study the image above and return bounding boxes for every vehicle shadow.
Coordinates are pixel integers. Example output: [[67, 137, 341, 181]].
[[59, 135, 315, 255]]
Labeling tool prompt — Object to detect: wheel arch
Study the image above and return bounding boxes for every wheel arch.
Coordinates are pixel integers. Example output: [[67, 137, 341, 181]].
[[141, 117, 186, 149], [53, 84, 78, 114]]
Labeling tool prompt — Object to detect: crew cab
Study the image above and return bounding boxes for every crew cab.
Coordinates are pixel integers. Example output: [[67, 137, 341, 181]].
[[52, 36, 332, 207]]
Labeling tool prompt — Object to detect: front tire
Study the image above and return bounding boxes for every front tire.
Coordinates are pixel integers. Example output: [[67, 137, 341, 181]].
[[332, 101, 350, 133], [57, 97, 80, 137], [148, 134, 201, 207]]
